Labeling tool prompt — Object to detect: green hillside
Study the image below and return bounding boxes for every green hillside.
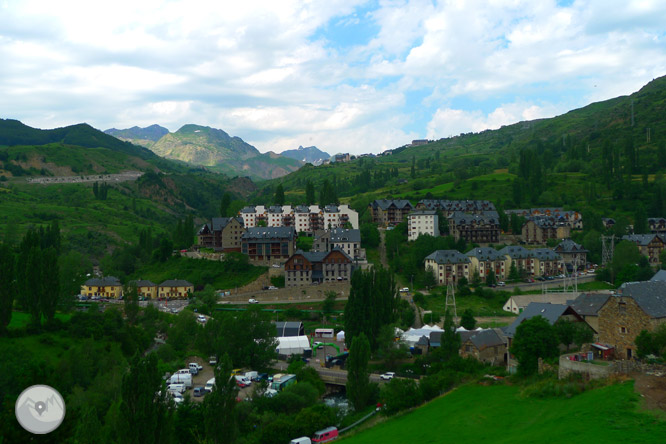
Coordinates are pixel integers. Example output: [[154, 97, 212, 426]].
[[342, 382, 666, 443], [256, 76, 666, 225]]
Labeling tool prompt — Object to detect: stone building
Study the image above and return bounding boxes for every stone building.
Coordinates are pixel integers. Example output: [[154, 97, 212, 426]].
[[459, 328, 507, 366], [569, 292, 612, 335], [197, 217, 245, 252], [449, 211, 500, 244], [597, 281, 666, 360], [522, 217, 570, 244], [554, 239, 588, 271], [368, 199, 413, 226]]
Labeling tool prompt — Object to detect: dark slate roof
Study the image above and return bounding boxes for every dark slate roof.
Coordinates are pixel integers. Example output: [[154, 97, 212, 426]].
[[468, 328, 507, 349], [211, 217, 243, 231], [159, 279, 193, 287], [618, 281, 666, 318], [429, 331, 442, 345], [197, 223, 211, 235], [466, 247, 504, 261], [372, 199, 413, 210], [425, 250, 470, 265], [622, 234, 663, 246], [450, 212, 498, 226], [531, 248, 561, 261], [84, 276, 121, 286], [498, 245, 531, 259], [555, 239, 588, 253], [527, 215, 565, 228], [240, 206, 256, 213], [242, 226, 296, 240], [458, 330, 476, 343], [294, 205, 310, 213], [504, 303, 571, 338], [415, 336, 430, 346], [651, 270, 666, 282], [295, 249, 352, 264], [330, 228, 361, 243], [410, 210, 437, 216], [418, 199, 496, 212], [268, 205, 283, 213], [570, 293, 611, 316], [324, 205, 339, 213], [129, 279, 156, 287]]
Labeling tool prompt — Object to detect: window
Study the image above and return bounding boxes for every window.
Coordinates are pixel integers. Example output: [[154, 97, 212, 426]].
[[620, 326, 628, 334], [618, 302, 627, 313]]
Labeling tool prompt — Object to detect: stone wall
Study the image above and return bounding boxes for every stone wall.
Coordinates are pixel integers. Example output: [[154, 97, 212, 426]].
[[597, 296, 652, 360], [558, 354, 614, 380]]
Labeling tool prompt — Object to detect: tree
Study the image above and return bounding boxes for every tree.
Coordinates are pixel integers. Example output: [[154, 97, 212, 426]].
[[508, 262, 519, 281], [274, 184, 285, 205], [40, 246, 60, 324], [204, 353, 238, 444], [346, 333, 373, 411], [511, 316, 559, 375], [220, 192, 232, 217], [435, 309, 460, 362], [380, 378, 422, 415], [0, 243, 15, 334], [124, 283, 140, 325], [611, 240, 643, 283], [305, 180, 316, 205], [634, 204, 648, 234], [485, 270, 496, 287], [322, 291, 336, 320], [118, 353, 173, 444], [360, 223, 380, 248], [460, 309, 476, 330]]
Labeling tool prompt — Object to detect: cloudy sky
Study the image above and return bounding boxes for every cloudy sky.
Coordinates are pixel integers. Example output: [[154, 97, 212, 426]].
[[1, 0, 665, 155]]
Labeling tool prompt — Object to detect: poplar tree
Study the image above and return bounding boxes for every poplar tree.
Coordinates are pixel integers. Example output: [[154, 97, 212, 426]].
[[346, 333, 372, 411], [0, 243, 15, 334], [204, 353, 238, 444]]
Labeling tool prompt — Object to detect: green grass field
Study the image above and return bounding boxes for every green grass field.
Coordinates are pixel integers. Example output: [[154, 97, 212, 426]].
[[341, 382, 666, 443]]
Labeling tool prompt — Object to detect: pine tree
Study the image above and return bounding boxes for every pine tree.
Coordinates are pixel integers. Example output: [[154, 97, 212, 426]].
[[274, 184, 285, 205], [40, 246, 59, 324], [0, 243, 15, 334], [220, 192, 232, 217], [204, 354, 238, 444], [305, 180, 315, 205], [460, 309, 477, 330]]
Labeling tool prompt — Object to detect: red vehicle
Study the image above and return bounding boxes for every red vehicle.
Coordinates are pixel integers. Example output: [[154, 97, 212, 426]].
[[312, 427, 338, 443]]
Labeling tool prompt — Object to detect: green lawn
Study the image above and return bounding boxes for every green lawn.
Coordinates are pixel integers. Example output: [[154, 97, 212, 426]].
[[341, 382, 666, 443], [419, 290, 516, 318]]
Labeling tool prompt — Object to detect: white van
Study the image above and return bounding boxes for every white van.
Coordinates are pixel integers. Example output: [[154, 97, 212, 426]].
[[245, 371, 258, 381], [189, 363, 203, 374], [234, 375, 251, 386], [290, 438, 312, 444], [169, 373, 193, 389], [175, 368, 191, 375], [168, 383, 186, 394], [205, 377, 215, 393]]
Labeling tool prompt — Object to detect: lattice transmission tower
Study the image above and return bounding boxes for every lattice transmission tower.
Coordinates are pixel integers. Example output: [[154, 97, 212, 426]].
[[445, 282, 457, 324], [601, 235, 615, 266]]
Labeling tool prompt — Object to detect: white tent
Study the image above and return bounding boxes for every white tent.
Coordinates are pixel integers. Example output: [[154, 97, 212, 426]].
[[336, 330, 345, 342], [275, 336, 312, 355]]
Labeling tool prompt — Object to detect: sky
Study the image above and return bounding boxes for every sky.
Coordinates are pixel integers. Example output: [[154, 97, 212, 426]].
[[1, 0, 665, 155]]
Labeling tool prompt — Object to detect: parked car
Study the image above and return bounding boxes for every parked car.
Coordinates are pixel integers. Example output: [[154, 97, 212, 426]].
[[248, 298, 259, 304], [189, 362, 203, 374], [268, 286, 278, 290], [380, 372, 395, 380], [290, 438, 312, 444], [172, 392, 184, 404], [399, 287, 409, 293], [209, 356, 217, 366], [197, 314, 207, 323], [272, 264, 281, 268], [497, 281, 506, 287], [193, 386, 206, 397], [254, 373, 269, 382]]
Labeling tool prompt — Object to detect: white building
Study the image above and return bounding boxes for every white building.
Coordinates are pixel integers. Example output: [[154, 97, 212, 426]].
[[408, 210, 439, 241], [239, 204, 358, 233]]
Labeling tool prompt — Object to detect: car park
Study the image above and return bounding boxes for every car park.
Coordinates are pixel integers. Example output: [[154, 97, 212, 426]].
[[248, 298, 259, 304], [189, 362, 203, 374], [380, 372, 395, 380], [209, 356, 217, 365]]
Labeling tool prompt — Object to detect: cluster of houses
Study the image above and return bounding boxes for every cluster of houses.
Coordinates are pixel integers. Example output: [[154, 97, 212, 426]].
[[80, 277, 194, 299], [371, 199, 582, 246], [423, 240, 587, 285], [404, 273, 666, 368]]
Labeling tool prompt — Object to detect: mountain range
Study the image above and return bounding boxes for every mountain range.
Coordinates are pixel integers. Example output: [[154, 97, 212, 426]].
[[104, 124, 302, 180], [280, 145, 330, 164]]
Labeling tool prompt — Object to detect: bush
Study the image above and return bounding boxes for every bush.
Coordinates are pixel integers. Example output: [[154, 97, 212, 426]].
[[380, 378, 423, 415]]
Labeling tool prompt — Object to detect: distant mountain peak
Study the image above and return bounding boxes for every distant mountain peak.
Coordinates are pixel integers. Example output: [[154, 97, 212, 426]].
[[281, 145, 330, 164], [105, 125, 169, 142]]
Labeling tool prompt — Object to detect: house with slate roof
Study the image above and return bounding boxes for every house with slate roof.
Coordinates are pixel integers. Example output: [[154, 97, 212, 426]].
[[498, 245, 531, 275], [158, 279, 194, 299], [621, 234, 665, 265], [460, 328, 507, 365], [424, 250, 470, 285], [530, 248, 563, 276], [649, 217, 666, 235], [241, 227, 296, 262], [569, 292, 612, 335], [368, 199, 413, 226], [313, 228, 364, 260], [651, 270, 666, 282], [197, 217, 245, 252], [449, 211, 500, 244], [284, 249, 353, 286], [129, 279, 157, 299], [522, 216, 570, 244], [466, 247, 508, 280], [554, 239, 588, 270], [81, 276, 123, 299], [597, 281, 666, 359], [504, 302, 588, 350]]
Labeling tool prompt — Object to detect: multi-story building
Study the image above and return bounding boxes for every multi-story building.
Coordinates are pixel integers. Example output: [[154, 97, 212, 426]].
[[621, 234, 665, 265], [368, 200, 413, 226], [416, 199, 496, 216], [522, 217, 570, 244], [239, 205, 358, 232], [597, 281, 666, 359], [554, 239, 588, 271], [196, 217, 245, 252], [530, 248, 563, 276], [449, 212, 500, 244], [507, 208, 583, 230], [129, 279, 157, 299], [158, 279, 194, 299], [284, 249, 353, 286], [424, 250, 470, 285], [241, 227, 296, 262], [466, 247, 508, 280], [313, 228, 364, 260], [498, 245, 531, 276], [408, 210, 439, 241], [81, 276, 123, 299], [649, 218, 666, 234]]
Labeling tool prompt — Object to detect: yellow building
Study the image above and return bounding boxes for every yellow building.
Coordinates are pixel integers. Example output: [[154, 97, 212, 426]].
[[158, 279, 194, 299], [129, 280, 157, 299], [81, 276, 123, 299]]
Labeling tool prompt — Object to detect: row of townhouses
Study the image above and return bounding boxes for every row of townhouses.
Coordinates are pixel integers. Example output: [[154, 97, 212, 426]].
[[239, 204, 358, 232], [81, 277, 194, 299]]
